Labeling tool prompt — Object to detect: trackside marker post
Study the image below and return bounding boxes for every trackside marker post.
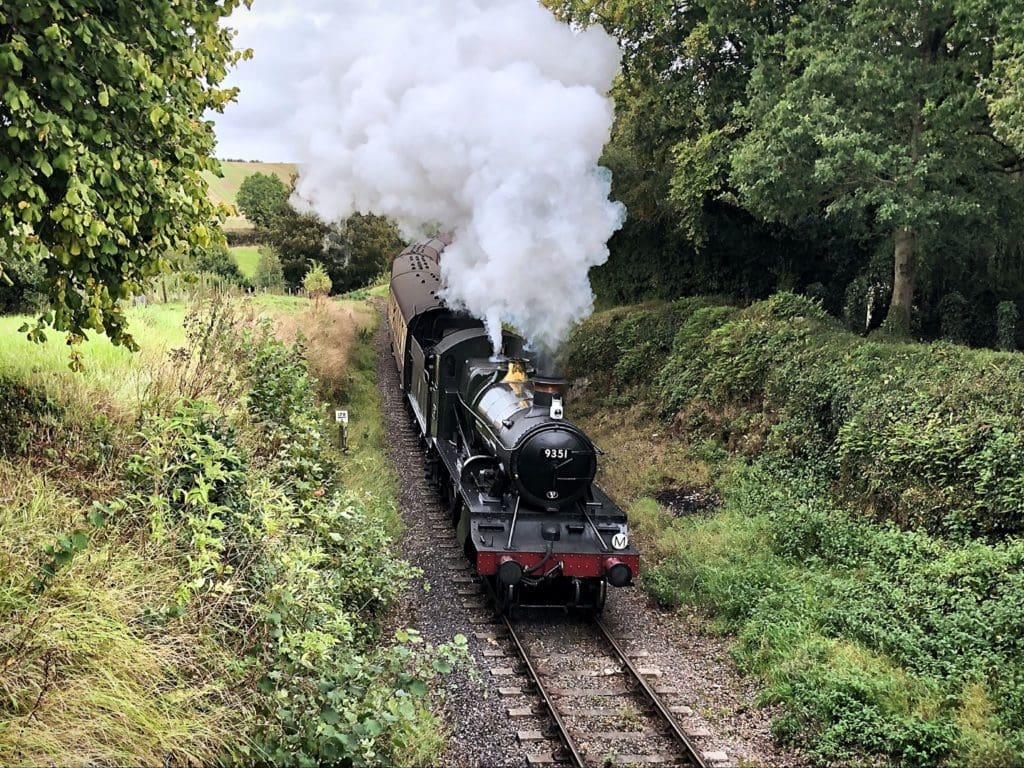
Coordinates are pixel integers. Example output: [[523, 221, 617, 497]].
[[335, 409, 349, 453]]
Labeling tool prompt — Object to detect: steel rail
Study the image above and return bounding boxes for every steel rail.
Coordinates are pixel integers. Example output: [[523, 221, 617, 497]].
[[502, 614, 587, 768], [593, 616, 710, 768], [479, 576, 585, 767]]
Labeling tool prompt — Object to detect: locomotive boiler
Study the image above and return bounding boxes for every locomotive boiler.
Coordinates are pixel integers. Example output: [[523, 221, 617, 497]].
[[388, 238, 639, 611]]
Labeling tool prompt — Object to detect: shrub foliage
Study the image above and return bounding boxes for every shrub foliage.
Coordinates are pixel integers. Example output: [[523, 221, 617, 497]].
[[566, 294, 1024, 765], [568, 293, 1024, 538], [2, 299, 458, 766]]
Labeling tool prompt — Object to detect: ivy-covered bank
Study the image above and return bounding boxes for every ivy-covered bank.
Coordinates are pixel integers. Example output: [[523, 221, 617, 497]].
[[565, 294, 1024, 767], [0, 298, 459, 767]]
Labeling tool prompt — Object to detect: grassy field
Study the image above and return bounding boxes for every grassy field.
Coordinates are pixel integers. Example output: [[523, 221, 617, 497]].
[[0, 295, 310, 414], [0, 306, 186, 416], [204, 160, 296, 232], [230, 246, 261, 280]]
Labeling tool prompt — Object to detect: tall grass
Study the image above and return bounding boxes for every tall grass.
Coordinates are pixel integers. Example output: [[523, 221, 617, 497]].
[[0, 297, 313, 415], [0, 305, 186, 417], [0, 465, 246, 767]]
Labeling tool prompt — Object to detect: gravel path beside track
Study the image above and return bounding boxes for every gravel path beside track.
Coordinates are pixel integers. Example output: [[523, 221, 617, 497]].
[[375, 305, 527, 767], [373, 303, 806, 767]]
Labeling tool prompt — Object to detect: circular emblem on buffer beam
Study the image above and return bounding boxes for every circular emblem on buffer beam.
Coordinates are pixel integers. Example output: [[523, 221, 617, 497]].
[[612, 532, 629, 550]]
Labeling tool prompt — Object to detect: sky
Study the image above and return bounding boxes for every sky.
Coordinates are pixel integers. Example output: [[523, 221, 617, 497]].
[[210, 3, 319, 162]]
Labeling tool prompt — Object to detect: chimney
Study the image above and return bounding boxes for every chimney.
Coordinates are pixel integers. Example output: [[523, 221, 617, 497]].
[[533, 374, 567, 409]]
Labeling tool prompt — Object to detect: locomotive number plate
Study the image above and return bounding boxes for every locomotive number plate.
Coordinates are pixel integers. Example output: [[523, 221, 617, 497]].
[[544, 449, 571, 460]]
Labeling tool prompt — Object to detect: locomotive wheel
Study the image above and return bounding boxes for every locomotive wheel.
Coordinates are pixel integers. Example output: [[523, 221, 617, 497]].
[[492, 578, 518, 618], [447, 483, 462, 527], [579, 579, 607, 615]]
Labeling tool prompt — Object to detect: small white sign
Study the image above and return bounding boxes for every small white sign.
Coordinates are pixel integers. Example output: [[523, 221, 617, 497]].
[[335, 410, 349, 424]]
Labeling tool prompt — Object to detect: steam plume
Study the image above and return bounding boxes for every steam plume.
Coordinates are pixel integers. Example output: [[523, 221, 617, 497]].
[[288, 0, 625, 351]]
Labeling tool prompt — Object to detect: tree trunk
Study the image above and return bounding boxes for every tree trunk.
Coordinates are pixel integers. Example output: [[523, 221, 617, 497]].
[[886, 227, 917, 335]]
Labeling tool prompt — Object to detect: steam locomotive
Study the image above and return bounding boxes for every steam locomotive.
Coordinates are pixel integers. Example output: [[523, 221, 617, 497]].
[[388, 238, 639, 611]]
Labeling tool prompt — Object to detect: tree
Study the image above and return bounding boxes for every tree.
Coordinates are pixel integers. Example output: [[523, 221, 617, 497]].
[[985, 2, 1024, 154], [0, 1, 248, 353], [730, 0, 1024, 333], [0, 251, 46, 315], [195, 241, 243, 284], [266, 202, 405, 293], [265, 203, 333, 289], [254, 247, 286, 292], [544, 1, 849, 306], [236, 172, 289, 230], [550, 0, 1024, 334], [302, 262, 332, 308], [327, 213, 405, 293]]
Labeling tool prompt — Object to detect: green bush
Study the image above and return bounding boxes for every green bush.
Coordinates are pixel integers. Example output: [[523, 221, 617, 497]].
[[997, 301, 1019, 351], [563, 297, 720, 405], [574, 293, 1024, 538], [125, 399, 253, 608], [240, 322, 329, 498], [196, 240, 245, 284], [303, 262, 333, 300], [640, 468, 1024, 765], [0, 378, 60, 456], [939, 291, 972, 345], [567, 294, 1024, 764]]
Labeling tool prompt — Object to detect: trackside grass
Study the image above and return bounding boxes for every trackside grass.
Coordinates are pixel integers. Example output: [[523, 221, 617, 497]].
[[0, 295, 456, 767], [565, 293, 1024, 767]]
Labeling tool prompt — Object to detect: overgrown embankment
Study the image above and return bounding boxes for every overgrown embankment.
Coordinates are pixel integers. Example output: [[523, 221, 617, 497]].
[[0, 297, 456, 767], [565, 294, 1024, 767]]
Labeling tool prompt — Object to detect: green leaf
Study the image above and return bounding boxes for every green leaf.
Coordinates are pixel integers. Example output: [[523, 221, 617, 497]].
[[0, 0, 239, 348]]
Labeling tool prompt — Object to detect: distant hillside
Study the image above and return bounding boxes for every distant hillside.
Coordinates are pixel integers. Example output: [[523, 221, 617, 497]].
[[204, 160, 297, 232]]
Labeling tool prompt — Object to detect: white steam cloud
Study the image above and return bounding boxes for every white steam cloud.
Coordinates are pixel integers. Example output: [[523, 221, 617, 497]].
[[287, 0, 626, 352]]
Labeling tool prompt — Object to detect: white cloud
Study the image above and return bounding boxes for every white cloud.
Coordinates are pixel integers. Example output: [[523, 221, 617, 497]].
[[211, 3, 319, 161]]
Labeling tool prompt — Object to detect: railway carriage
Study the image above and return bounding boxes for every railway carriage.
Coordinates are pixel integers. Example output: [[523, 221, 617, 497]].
[[388, 238, 639, 611]]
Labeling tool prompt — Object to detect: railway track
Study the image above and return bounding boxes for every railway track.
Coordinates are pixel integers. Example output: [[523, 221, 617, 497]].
[[438, 513, 720, 767], [477, 577, 712, 768]]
